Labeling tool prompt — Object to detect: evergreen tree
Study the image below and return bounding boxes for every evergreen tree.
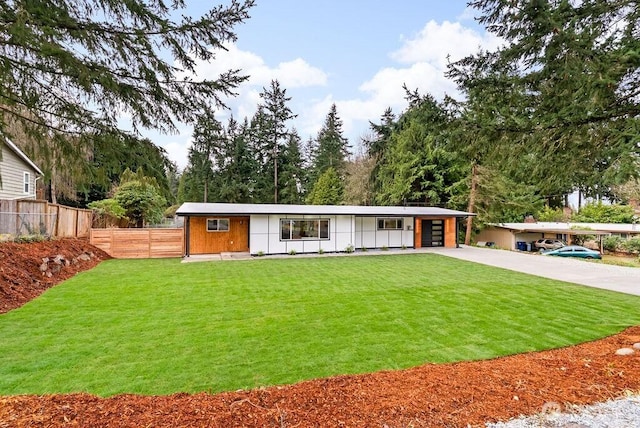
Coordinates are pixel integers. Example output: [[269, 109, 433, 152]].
[[307, 167, 344, 205], [278, 130, 306, 204], [365, 107, 397, 198], [310, 104, 350, 184], [374, 91, 465, 207], [215, 117, 255, 203], [0, 0, 254, 141], [253, 80, 296, 203], [449, 0, 640, 200], [184, 114, 225, 202], [0, 0, 253, 207]]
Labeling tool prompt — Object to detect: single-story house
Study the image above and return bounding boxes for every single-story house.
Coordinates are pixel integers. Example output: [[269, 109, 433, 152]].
[[175, 203, 473, 256], [476, 222, 640, 250], [0, 137, 43, 200]]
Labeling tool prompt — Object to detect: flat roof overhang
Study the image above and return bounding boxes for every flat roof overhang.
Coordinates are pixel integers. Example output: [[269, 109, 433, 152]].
[[176, 202, 474, 218]]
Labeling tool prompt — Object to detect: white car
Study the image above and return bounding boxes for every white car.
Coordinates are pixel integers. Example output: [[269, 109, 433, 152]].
[[534, 239, 566, 250]]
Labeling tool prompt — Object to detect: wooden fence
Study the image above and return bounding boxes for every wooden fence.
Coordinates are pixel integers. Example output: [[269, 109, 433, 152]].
[[0, 199, 92, 238], [90, 228, 184, 258]]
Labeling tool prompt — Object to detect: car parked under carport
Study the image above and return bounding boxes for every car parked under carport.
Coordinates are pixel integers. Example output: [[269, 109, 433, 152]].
[[542, 245, 602, 259]]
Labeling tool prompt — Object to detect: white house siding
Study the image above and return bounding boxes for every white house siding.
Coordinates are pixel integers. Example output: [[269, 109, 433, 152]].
[[354, 217, 414, 249], [0, 143, 38, 199], [249, 214, 355, 255], [248, 214, 418, 255]]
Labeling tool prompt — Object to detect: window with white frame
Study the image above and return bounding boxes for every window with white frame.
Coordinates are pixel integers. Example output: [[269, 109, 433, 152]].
[[23, 172, 30, 194], [280, 219, 330, 240], [206, 218, 229, 232], [377, 217, 404, 230]]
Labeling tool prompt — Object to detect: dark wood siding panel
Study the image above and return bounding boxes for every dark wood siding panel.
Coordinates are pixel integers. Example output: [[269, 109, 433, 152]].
[[189, 216, 249, 254]]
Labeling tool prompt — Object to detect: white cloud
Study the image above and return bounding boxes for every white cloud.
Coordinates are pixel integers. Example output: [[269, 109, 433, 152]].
[[193, 43, 327, 89], [162, 138, 192, 172], [158, 21, 502, 168], [391, 20, 502, 68], [314, 20, 502, 148]]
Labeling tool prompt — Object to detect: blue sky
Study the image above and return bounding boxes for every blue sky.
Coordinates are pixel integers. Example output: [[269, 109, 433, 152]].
[[150, 1, 501, 170]]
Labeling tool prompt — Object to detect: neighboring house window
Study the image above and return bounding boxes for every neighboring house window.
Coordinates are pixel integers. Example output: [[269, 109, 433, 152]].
[[280, 219, 330, 240], [377, 217, 404, 230], [207, 218, 229, 232], [23, 172, 30, 194]]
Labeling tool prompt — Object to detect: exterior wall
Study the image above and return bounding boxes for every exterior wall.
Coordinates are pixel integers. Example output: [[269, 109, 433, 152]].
[[249, 214, 354, 255], [188, 216, 249, 254], [0, 143, 39, 199], [353, 217, 414, 249], [414, 216, 458, 248], [474, 227, 515, 250]]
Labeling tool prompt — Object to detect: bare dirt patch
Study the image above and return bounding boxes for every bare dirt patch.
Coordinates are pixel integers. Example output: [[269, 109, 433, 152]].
[[0, 240, 638, 427]]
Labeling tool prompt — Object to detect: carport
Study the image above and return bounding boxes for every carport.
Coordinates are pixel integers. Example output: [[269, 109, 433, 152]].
[[476, 222, 623, 252]]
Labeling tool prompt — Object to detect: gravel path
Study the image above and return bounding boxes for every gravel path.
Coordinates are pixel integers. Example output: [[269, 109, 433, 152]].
[[486, 394, 640, 427]]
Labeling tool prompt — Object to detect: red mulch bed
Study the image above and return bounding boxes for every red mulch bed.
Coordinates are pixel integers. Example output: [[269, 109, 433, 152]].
[[0, 240, 638, 427]]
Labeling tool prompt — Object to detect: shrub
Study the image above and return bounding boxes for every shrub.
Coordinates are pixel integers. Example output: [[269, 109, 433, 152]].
[[318, 248, 324, 254], [381, 245, 389, 251], [603, 236, 623, 252], [255, 251, 265, 257], [345, 245, 354, 253], [621, 237, 640, 254], [288, 249, 297, 256]]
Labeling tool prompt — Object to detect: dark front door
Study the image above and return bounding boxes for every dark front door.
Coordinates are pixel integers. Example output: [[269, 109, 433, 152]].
[[421, 219, 444, 247]]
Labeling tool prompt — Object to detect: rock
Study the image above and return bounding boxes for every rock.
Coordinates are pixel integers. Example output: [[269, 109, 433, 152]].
[[39, 262, 48, 272], [615, 348, 635, 356], [53, 255, 65, 265], [633, 342, 640, 350], [77, 253, 91, 262]]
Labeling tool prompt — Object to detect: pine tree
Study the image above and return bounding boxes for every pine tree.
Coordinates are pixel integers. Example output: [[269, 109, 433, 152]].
[[0, 0, 254, 140], [449, 0, 640, 200], [254, 80, 297, 203], [310, 104, 350, 184], [307, 167, 344, 205], [184, 115, 225, 202], [278, 130, 306, 204]]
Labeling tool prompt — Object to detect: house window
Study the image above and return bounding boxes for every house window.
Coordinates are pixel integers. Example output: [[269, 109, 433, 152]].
[[23, 172, 30, 194], [280, 219, 330, 240], [377, 217, 404, 230], [206, 218, 229, 232]]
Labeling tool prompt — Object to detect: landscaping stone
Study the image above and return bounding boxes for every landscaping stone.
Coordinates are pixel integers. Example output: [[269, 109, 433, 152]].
[[615, 347, 635, 356], [633, 342, 640, 350]]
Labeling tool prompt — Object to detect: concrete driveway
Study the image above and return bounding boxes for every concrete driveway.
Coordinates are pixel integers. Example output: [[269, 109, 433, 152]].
[[428, 245, 640, 296]]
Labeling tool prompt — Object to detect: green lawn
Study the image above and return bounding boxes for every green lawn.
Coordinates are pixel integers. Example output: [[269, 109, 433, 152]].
[[1, 253, 639, 397]]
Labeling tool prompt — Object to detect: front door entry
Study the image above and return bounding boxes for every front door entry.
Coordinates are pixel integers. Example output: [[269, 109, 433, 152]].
[[421, 219, 444, 247]]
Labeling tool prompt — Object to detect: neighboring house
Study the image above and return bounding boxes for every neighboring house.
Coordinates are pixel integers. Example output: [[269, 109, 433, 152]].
[[0, 137, 43, 200], [476, 222, 640, 251], [176, 203, 473, 256]]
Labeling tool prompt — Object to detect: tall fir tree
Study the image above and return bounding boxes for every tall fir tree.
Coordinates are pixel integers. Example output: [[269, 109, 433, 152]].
[[183, 114, 225, 203], [310, 104, 350, 185], [278, 130, 307, 204], [0, 0, 254, 205], [253, 80, 297, 203]]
